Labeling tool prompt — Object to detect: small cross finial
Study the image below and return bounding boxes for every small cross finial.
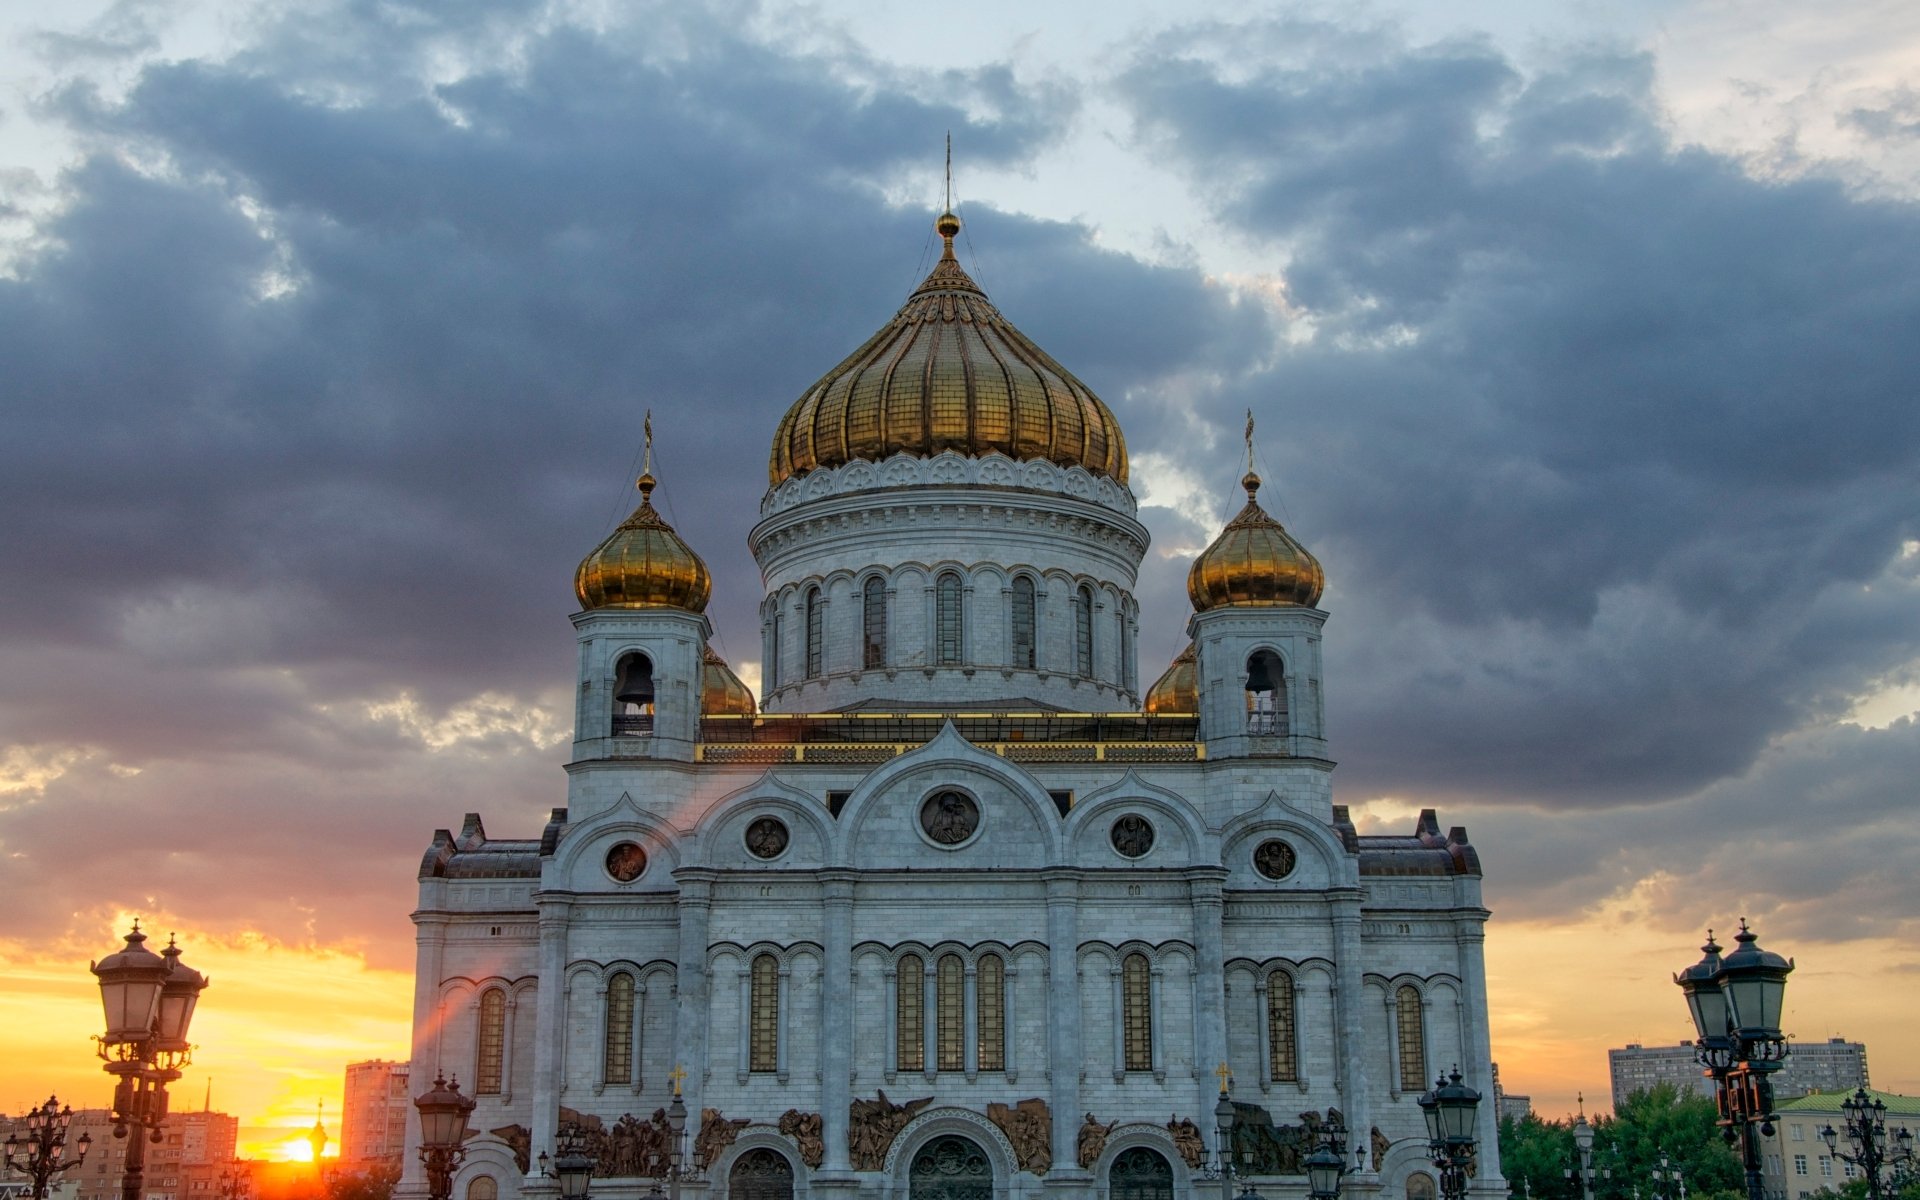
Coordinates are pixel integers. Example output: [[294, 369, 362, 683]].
[[1215, 1062, 1233, 1093], [668, 1064, 686, 1097], [1245, 409, 1255, 471], [643, 410, 653, 476], [945, 131, 953, 213]]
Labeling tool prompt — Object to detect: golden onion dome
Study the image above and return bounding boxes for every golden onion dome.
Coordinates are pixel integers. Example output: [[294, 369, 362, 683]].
[[701, 645, 757, 715], [768, 211, 1128, 487], [574, 473, 713, 612], [1143, 641, 1197, 713], [1187, 471, 1325, 610]]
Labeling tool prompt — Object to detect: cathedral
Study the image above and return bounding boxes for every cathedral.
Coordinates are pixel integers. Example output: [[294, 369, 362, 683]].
[[399, 210, 1504, 1200]]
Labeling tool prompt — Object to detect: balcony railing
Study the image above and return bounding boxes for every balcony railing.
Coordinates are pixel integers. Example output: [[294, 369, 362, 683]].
[[613, 713, 654, 736], [699, 711, 1198, 745], [1247, 711, 1288, 736]]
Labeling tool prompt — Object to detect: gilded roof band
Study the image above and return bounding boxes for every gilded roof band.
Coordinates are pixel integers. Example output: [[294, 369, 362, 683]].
[[768, 213, 1129, 488], [1187, 472, 1325, 611]]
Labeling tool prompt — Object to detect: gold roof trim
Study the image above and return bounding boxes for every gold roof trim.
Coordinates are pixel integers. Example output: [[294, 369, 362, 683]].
[[768, 211, 1129, 488], [1187, 471, 1325, 610], [574, 472, 714, 612]]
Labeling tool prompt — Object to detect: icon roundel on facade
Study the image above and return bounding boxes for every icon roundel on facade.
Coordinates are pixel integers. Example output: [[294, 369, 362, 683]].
[[1110, 813, 1155, 858], [1253, 838, 1297, 881], [605, 841, 648, 882], [745, 816, 790, 860], [920, 790, 980, 846]]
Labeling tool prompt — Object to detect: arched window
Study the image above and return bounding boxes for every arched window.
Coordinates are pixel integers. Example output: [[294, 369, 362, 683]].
[[805, 587, 823, 678], [1396, 984, 1426, 1090], [1110, 1147, 1174, 1200], [728, 1149, 795, 1200], [1010, 577, 1036, 669], [613, 652, 654, 736], [863, 576, 887, 669], [750, 955, 779, 1073], [937, 954, 965, 1072], [935, 573, 964, 665], [1407, 1175, 1438, 1200], [977, 954, 1005, 1072], [1246, 649, 1288, 734], [604, 972, 635, 1085], [1121, 953, 1153, 1072], [1266, 970, 1297, 1083], [1074, 585, 1095, 676], [896, 954, 925, 1072], [466, 1178, 497, 1200], [475, 987, 506, 1094], [769, 611, 782, 690]]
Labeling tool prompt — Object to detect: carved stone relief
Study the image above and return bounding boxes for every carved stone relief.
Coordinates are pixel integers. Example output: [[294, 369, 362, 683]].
[[986, 1098, 1052, 1174]]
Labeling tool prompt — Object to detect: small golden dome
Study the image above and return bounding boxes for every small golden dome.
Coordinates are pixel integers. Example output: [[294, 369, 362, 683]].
[[1187, 472, 1324, 610], [768, 211, 1129, 487], [1143, 642, 1197, 713], [574, 473, 713, 612], [702, 646, 756, 715]]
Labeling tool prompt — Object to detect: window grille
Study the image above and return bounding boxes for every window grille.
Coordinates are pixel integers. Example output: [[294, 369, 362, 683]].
[[896, 955, 924, 1072], [1396, 985, 1426, 1090], [1075, 585, 1094, 676], [936, 574, 963, 665], [977, 954, 1005, 1071], [937, 954, 965, 1072], [769, 613, 782, 689], [475, 988, 506, 1094], [863, 577, 887, 669], [604, 972, 635, 1085], [1010, 577, 1036, 668], [750, 955, 779, 1073], [805, 588, 823, 678], [1267, 971, 1297, 1082], [1122, 953, 1153, 1071]]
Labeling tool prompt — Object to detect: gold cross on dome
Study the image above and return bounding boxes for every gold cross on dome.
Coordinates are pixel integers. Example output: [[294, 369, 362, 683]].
[[1215, 1061, 1233, 1094], [668, 1064, 686, 1097]]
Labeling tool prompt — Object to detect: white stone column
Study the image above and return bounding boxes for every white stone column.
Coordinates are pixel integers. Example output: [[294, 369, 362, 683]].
[[398, 914, 449, 1200], [1331, 891, 1371, 1171], [1456, 915, 1504, 1188], [1109, 964, 1125, 1081], [964, 962, 980, 1082], [673, 871, 714, 1123], [1254, 973, 1272, 1091], [1045, 873, 1084, 1180], [1190, 872, 1229, 1125], [1005, 965, 1020, 1083], [820, 873, 855, 1171], [528, 898, 572, 1179]]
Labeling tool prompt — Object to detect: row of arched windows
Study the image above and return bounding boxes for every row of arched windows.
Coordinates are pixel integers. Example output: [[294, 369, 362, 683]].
[[892, 952, 1007, 1074]]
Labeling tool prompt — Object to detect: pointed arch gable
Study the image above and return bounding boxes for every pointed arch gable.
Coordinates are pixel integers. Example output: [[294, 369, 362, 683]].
[[833, 723, 1063, 866], [547, 791, 687, 887]]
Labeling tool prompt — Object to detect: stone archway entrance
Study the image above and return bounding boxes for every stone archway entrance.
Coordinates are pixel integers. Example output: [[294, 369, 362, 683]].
[[728, 1148, 795, 1200], [1108, 1146, 1174, 1200], [909, 1135, 993, 1200]]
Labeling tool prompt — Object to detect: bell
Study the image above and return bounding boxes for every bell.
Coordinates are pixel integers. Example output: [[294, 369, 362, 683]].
[[1245, 653, 1277, 693], [614, 655, 654, 707]]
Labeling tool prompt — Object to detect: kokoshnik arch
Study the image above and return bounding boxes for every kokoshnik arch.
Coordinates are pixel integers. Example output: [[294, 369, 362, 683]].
[[400, 209, 1505, 1200]]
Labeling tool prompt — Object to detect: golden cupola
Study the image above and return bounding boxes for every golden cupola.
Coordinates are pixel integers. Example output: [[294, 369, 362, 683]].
[[768, 211, 1129, 487], [701, 646, 756, 715], [1187, 471, 1325, 610], [1143, 642, 1197, 713], [574, 472, 713, 612]]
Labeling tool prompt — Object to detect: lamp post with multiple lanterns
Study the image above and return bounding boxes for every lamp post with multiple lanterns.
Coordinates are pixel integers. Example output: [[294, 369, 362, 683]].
[[413, 1073, 478, 1200], [1674, 921, 1793, 1200], [1649, 1154, 1686, 1200], [539, 1122, 593, 1200], [1564, 1102, 1609, 1200], [4, 1096, 92, 1200], [1821, 1089, 1916, 1200], [1418, 1069, 1483, 1200], [91, 923, 210, 1200], [1304, 1114, 1350, 1200]]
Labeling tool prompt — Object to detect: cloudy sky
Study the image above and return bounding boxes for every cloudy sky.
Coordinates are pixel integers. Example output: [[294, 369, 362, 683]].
[[3, 0, 1917, 1152]]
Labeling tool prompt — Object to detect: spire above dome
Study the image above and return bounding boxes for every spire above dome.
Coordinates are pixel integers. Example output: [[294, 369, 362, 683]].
[[1187, 469, 1325, 611], [575, 420, 713, 612], [767, 209, 1129, 488]]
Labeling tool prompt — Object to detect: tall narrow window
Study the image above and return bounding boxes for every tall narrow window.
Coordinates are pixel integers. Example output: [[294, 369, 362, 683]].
[[977, 954, 1005, 1071], [612, 652, 654, 736], [769, 612, 782, 690], [1396, 984, 1426, 1090], [1266, 971, 1297, 1083], [863, 576, 887, 669], [804, 587, 823, 678], [1122, 953, 1153, 1072], [475, 988, 506, 1094], [1010, 577, 1036, 669], [937, 954, 965, 1072], [604, 972, 635, 1085], [896, 955, 925, 1072], [936, 574, 963, 665], [750, 955, 779, 1073], [1075, 585, 1094, 676], [1246, 649, 1288, 735]]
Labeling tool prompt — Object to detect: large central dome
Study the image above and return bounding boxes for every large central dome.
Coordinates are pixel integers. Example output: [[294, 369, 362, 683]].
[[768, 212, 1129, 487]]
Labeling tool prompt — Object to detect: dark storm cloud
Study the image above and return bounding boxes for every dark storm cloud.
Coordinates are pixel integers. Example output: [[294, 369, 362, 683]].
[[0, 3, 1264, 943], [1115, 23, 1920, 822]]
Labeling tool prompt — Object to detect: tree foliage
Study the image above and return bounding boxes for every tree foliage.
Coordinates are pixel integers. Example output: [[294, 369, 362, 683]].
[[324, 1162, 399, 1200], [1498, 1085, 1743, 1200]]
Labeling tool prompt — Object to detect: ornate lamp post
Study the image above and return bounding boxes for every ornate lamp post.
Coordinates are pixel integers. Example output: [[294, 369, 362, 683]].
[[218, 1158, 251, 1200], [1564, 1101, 1607, 1200], [545, 1123, 592, 1200], [1418, 1069, 1483, 1200], [1674, 922, 1792, 1200], [4, 1096, 92, 1200], [1202, 1066, 1238, 1200], [92, 924, 209, 1200], [1649, 1155, 1685, 1200], [412, 1073, 477, 1200], [1821, 1089, 1917, 1200], [1306, 1121, 1349, 1200]]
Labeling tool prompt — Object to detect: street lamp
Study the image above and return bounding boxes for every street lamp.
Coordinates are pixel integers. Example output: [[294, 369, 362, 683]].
[[413, 1073, 477, 1200], [1649, 1155, 1686, 1200], [1565, 1097, 1608, 1200], [1674, 922, 1792, 1200], [4, 1096, 92, 1200], [1419, 1069, 1483, 1200], [1202, 1066, 1238, 1200], [92, 924, 209, 1200], [1821, 1089, 1917, 1200], [547, 1123, 592, 1200], [218, 1158, 251, 1200]]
